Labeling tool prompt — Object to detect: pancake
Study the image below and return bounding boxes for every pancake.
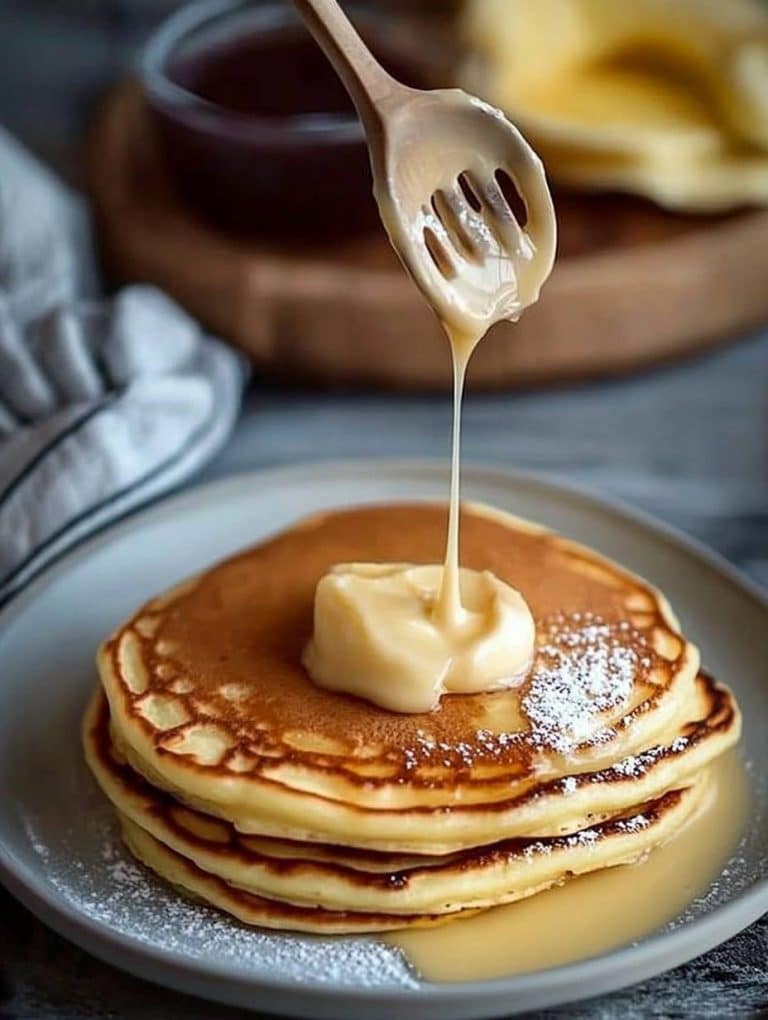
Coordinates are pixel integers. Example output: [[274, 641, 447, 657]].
[[119, 815, 457, 934], [96, 504, 739, 854], [86, 691, 708, 927]]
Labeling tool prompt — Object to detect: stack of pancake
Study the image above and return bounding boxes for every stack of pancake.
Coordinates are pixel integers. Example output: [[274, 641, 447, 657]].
[[84, 504, 740, 932]]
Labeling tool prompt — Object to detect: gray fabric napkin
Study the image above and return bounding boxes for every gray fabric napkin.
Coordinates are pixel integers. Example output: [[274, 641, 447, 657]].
[[0, 128, 247, 603]]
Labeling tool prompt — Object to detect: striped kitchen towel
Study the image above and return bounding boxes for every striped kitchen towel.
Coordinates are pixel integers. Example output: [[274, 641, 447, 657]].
[[0, 129, 246, 604]]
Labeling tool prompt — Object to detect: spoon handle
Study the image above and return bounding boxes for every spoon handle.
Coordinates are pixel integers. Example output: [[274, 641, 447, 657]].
[[292, 0, 405, 130]]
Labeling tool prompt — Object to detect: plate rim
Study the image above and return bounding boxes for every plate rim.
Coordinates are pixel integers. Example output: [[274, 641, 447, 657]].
[[1, 457, 766, 1015]]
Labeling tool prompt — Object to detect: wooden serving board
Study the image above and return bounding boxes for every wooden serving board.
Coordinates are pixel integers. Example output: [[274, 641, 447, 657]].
[[86, 83, 768, 390]]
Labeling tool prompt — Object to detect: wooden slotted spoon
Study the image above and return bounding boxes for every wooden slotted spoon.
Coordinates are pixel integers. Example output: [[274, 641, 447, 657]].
[[293, 0, 557, 347]]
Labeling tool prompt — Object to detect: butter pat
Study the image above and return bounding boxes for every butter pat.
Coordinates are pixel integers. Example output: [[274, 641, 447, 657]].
[[462, 0, 768, 211], [303, 563, 535, 714]]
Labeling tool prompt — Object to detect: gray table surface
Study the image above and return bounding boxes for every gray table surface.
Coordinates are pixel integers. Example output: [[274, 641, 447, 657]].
[[1, 2, 767, 1018]]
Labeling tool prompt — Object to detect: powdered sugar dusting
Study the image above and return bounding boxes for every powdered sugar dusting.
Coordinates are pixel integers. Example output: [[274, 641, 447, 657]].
[[564, 827, 600, 848], [614, 812, 650, 835], [378, 613, 657, 769], [601, 738, 690, 782], [610, 754, 645, 777], [522, 614, 653, 753], [24, 798, 418, 991]]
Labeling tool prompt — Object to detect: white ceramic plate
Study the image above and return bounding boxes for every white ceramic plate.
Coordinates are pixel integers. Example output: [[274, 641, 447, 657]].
[[0, 461, 766, 1020]]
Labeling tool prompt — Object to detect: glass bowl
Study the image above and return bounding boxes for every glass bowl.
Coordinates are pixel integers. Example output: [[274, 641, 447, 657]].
[[140, 0, 436, 239]]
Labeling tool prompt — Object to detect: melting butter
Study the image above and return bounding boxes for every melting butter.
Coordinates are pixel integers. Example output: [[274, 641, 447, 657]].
[[303, 562, 534, 714]]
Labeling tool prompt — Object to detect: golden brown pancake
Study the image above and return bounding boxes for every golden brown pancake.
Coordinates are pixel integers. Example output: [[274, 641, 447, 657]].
[[119, 815, 458, 933], [85, 690, 708, 927], [95, 504, 738, 854]]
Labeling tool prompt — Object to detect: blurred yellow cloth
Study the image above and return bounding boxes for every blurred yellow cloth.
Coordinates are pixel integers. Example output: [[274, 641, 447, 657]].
[[463, 0, 768, 210]]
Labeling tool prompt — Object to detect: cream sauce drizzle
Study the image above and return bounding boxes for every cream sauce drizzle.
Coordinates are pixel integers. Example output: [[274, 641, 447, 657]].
[[390, 752, 748, 981]]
